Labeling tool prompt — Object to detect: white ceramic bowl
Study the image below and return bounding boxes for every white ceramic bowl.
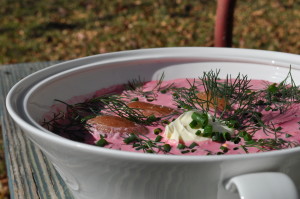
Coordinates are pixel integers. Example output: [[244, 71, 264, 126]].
[[6, 48, 300, 199]]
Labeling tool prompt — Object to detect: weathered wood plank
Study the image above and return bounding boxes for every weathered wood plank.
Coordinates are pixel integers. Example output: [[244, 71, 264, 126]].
[[0, 62, 74, 199]]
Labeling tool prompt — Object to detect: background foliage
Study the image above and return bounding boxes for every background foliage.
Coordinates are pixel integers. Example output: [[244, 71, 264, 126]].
[[1, 0, 300, 64]]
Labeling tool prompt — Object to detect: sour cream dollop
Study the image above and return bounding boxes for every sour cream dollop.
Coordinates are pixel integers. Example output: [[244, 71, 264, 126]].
[[164, 111, 234, 144]]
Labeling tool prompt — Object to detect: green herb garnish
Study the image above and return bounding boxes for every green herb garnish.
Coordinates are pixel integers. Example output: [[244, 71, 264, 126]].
[[122, 133, 172, 154], [177, 143, 186, 149], [96, 135, 109, 147], [154, 128, 163, 135], [189, 142, 198, 149], [43, 68, 300, 155]]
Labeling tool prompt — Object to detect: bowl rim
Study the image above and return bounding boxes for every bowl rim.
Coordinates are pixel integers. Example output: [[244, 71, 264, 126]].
[[6, 47, 300, 162]]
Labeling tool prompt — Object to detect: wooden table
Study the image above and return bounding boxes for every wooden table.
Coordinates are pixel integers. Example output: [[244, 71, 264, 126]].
[[0, 62, 74, 199]]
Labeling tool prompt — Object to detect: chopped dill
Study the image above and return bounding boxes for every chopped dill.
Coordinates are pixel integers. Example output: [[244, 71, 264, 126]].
[[122, 133, 172, 154]]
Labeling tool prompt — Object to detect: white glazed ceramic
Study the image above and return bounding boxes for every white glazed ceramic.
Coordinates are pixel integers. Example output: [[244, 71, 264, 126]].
[[6, 47, 300, 199]]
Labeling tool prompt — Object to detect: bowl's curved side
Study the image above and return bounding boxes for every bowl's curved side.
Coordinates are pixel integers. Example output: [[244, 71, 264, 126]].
[[6, 47, 300, 199], [21, 125, 300, 199]]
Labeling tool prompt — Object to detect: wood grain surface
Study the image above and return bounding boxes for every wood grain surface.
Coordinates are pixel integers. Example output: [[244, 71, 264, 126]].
[[0, 62, 74, 199]]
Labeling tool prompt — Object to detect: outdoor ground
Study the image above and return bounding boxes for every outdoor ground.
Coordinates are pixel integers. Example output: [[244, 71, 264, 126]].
[[1, 0, 300, 64], [1, 0, 300, 198]]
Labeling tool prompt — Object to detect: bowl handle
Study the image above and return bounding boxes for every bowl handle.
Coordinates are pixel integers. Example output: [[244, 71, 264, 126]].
[[225, 172, 298, 199]]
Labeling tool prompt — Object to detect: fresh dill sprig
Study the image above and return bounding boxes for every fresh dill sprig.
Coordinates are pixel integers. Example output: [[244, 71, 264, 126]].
[[124, 72, 176, 101], [41, 96, 108, 141], [152, 72, 175, 94], [97, 95, 160, 125], [42, 94, 159, 141], [42, 112, 65, 130], [201, 70, 256, 121], [125, 76, 144, 92], [42, 109, 89, 142], [241, 138, 299, 152], [260, 66, 300, 114], [55, 98, 105, 122], [172, 69, 300, 140], [172, 70, 260, 131], [172, 79, 201, 111]]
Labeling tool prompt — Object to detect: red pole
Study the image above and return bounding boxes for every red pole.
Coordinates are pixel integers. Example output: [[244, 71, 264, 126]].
[[214, 0, 236, 47]]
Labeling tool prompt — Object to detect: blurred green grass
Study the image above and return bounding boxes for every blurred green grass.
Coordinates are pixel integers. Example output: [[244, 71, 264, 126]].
[[1, 0, 300, 64]]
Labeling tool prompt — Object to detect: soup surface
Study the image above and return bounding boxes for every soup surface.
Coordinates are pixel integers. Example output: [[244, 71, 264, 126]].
[[43, 70, 300, 155]]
